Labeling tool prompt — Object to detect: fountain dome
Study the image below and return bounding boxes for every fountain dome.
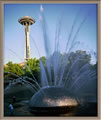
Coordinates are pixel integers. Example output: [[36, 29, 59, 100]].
[[29, 86, 78, 115]]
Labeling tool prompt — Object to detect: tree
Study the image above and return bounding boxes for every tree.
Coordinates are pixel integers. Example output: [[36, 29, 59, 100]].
[[24, 58, 40, 82], [40, 56, 46, 67], [48, 50, 92, 85], [4, 61, 24, 80]]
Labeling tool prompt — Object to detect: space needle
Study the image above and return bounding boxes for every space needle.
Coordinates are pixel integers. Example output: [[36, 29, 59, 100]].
[[18, 16, 35, 62]]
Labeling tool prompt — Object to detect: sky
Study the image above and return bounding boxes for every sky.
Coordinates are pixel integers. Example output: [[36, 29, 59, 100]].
[[4, 4, 97, 64]]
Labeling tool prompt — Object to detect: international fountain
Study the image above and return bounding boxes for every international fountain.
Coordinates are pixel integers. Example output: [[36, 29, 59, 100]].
[[4, 8, 97, 116]]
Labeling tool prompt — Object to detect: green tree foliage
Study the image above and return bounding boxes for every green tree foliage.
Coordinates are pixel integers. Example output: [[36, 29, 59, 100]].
[[24, 58, 40, 81], [68, 50, 91, 63], [40, 56, 46, 66], [66, 50, 91, 70], [49, 50, 92, 84], [4, 50, 96, 85], [4, 61, 24, 79], [25, 58, 40, 72], [4, 61, 24, 76]]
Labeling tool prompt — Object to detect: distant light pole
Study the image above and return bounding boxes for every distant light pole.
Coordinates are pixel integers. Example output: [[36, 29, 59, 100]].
[[18, 16, 35, 62]]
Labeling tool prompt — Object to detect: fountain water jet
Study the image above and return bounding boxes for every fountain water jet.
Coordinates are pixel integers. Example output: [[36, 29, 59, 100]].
[[28, 6, 97, 115]]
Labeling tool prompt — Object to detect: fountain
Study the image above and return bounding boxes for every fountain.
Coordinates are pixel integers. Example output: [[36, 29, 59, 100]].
[[4, 5, 97, 116], [28, 6, 97, 115], [29, 86, 79, 115]]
